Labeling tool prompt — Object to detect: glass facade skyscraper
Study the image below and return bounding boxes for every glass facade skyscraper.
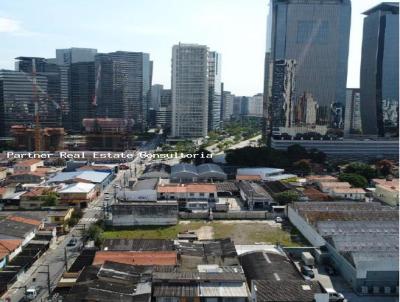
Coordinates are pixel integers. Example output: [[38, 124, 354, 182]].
[[360, 2, 399, 137], [264, 0, 351, 134]]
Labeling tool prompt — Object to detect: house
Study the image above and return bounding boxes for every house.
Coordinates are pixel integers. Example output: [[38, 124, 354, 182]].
[[318, 181, 351, 193], [48, 171, 112, 190], [92, 251, 178, 266], [6, 171, 46, 184], [102, 239, 174, 252], [372, 178, 399, 206], [19, 187, 56, 209], [152, 265, 249, 302], [46, 208, 74, 225], [157, 183, 218, 201], [305, 175, 338, 184], [0, 239, 23, 268], [237, 181, 275, 210], [13, 159, 44, 173], [236, 168, 285, 181], [330, 188, 366, 200], [62, 261, 152, 302], [58, 182, 97, 208], [110, 202, 178, 226]]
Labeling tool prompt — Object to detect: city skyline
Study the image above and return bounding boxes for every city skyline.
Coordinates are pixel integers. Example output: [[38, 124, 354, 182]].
[[0, 0, 387, 96]]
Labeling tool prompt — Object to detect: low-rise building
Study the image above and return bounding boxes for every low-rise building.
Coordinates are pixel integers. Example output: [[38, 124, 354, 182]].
[[236, 167, 285, 181], [330, 188, 366, 200], [117, 178, 158, 202], [58, 182, 97, 208], [92, 251, 178, 266], [305, 175, 338, 184], [372, 178, 399, 206], [157, 183, 217, 201], [6, 171, 46, 184], [0, 168, 7, 181], [19, 187, 56, 209], [0, 239, 23, 268], [318, 181, 351, 193], [237, 181, 275, 210], [13, 159, 44, 173], [48, 171, 113, 190]]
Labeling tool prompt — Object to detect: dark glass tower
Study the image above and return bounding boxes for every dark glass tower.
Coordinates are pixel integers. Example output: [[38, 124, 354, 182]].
[[360, 2, 399, 137]]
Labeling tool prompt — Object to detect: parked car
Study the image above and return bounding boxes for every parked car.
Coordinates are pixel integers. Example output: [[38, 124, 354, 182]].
[[67, 238, 78, 248], [325, 288, 345, 302], [25, 287, 38, 301], [275, 216, 283, 223], [301, 265, 315, 278]]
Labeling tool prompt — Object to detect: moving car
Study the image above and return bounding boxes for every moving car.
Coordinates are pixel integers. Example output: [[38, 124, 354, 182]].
[[25, 287, 38, 301], [325, 288, 345, 302]]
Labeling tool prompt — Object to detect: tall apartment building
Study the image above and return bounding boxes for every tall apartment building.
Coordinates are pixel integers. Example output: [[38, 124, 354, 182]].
[[171, 44, 209, 138], [270, 59, 296, 128], [0, 70, 59, 136], [264, 0, 351, 135], [344, 88, 362, 136], [156, 89, 172, 132], [222, 91, 235, 121], [151, 84, 163, 111], [95, 51, 152, 130], [247, 93, 263, 117], [360, 2, 399, 137], [70, 62, 96, 132], [208, 51, 222, 131]]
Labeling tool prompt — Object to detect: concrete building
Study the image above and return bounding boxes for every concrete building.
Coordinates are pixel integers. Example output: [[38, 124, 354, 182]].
[[372, 178, 399, 206], [151, 84, 163, 111], [330, 188, 366, 200], [344, 88, 362, 136], [95, 51, 152, 130], [58, 182, 97, 208], [208, 51, 222, 131], [293, 92, 318, 127], [237, 181, 275, 210], [264, 0, 351, 135], [288, 202, 399, 295], [271, 138, 399, 160], [156, 89, 172, 131], [270, 60, 296, 128], [13, 159, 43, 173], [360, 3, 399, 137], [222, 91, 235, 121], [247, 93, 263, 117], [171, 44, 209, 138]]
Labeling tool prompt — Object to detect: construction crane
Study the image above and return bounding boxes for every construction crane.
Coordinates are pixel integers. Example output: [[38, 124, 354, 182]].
[[31, 58, 41, 151]]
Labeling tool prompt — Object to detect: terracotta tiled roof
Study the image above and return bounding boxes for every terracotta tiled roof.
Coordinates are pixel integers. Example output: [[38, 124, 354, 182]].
[[306, 175, 337, 182], [15, 159, 43, 167], [92, 251, 177, 266], [319, 182, 351, 188], [0, 239, 22, 259], [236, 175, 262, 181], [303, 187, 332, 201], [157, 183, 217, 193], [373, 179, 399, 192], [22, 187, 48, 197], [8, 215, 42, 226], [331, 188, 366, 194]]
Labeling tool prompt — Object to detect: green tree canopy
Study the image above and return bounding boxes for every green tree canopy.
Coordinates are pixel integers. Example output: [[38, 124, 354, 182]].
[[338, 173, 368, 188], [274, 191, 299, 205], [344, 162, 376, 180]]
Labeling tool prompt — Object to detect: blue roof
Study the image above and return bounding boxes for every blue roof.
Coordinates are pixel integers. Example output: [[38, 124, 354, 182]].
[[48, 171, 110, 183]]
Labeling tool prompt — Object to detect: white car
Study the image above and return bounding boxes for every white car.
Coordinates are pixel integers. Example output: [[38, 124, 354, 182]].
[[275, 216, 283, 223], [25, 287, 38, 300], [326, 288, 345, 302]]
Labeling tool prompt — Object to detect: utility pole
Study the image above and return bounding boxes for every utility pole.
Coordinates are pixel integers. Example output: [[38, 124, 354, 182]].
[[64, 247, 68, 270]]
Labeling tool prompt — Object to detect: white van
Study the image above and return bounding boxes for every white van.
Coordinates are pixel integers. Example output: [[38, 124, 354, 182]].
[[325, 288, 345, 302], [25, 287, 38, 300]]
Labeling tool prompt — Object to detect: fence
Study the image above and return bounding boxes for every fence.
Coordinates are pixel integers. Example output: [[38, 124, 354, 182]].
[[179, 211, 285, 220]]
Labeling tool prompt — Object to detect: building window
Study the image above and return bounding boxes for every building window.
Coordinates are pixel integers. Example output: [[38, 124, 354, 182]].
[[297, 20, 329, 44]]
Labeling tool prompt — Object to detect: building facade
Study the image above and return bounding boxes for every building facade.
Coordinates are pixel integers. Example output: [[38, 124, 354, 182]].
[[360, 3, 399, 137], [264, 0, 351, 135], [171, 44, 209, 138], [95, 51, 152, 131], [208, 51, 222, 131], [222, 91, 234, 121], [56, 48, 97, 66], [344, 88, 362, 136]]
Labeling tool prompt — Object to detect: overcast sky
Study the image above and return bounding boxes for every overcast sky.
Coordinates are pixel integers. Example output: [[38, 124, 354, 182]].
[[0, 0, 383, 96]]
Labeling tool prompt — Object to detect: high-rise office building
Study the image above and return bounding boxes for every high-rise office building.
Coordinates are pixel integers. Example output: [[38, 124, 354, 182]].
[[156, 89, 172, 132], [151, 84, 163, 111], [247, 94, 264, 117], [271, 59, 296, 127], [95, 51, 152, 130], [56, 48, 97, 65], [294, 92, 318, 127], [222, 91, 235, 121], [208, 51, 222, 131], [360, 2, 399, 137], [264, 0, 351, 135], [344, 88, 362, 136], [0, 70, 61, 136], [171, 44, 209, 138], [70, 62, 96, 132]]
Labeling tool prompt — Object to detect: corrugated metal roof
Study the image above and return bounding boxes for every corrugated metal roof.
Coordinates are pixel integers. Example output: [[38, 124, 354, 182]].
[[199, 282, 248, 297]]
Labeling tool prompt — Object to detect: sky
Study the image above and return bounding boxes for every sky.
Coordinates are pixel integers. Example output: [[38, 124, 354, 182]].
[[0, 0, 384, 96]]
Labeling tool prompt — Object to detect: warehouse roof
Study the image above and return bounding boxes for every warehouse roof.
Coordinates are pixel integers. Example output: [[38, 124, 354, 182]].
[[252, 280, 323, 302], [58, 182, 96, 194], [238, 181, 273, 200], [133, 178, 158, 191], [197, 163, 227, 180], [92, 251, 178, 266], [171, 163, 198, 179], [48, 171, 110, 184], [140, 163, 171, 179], [157, 183, 217, 193]]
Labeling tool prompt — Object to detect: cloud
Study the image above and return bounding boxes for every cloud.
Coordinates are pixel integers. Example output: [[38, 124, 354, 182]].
[[0, 16, 43, 37], [0, 17, 21, 33]]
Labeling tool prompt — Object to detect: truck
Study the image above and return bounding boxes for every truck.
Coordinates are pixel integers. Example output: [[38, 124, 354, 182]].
[[301, 251, 315, 267]]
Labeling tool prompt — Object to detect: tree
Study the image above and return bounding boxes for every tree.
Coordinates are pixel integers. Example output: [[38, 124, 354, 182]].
[[344, 162, 376, 180], [274, 191, 299, 205], [41, 192, 59, 207], [375, 159, 394, 177], [287, 144, 308, 162], [293, 159, 312, 175], [338, 173, 368, 188], [85, 224, 104, 247]]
